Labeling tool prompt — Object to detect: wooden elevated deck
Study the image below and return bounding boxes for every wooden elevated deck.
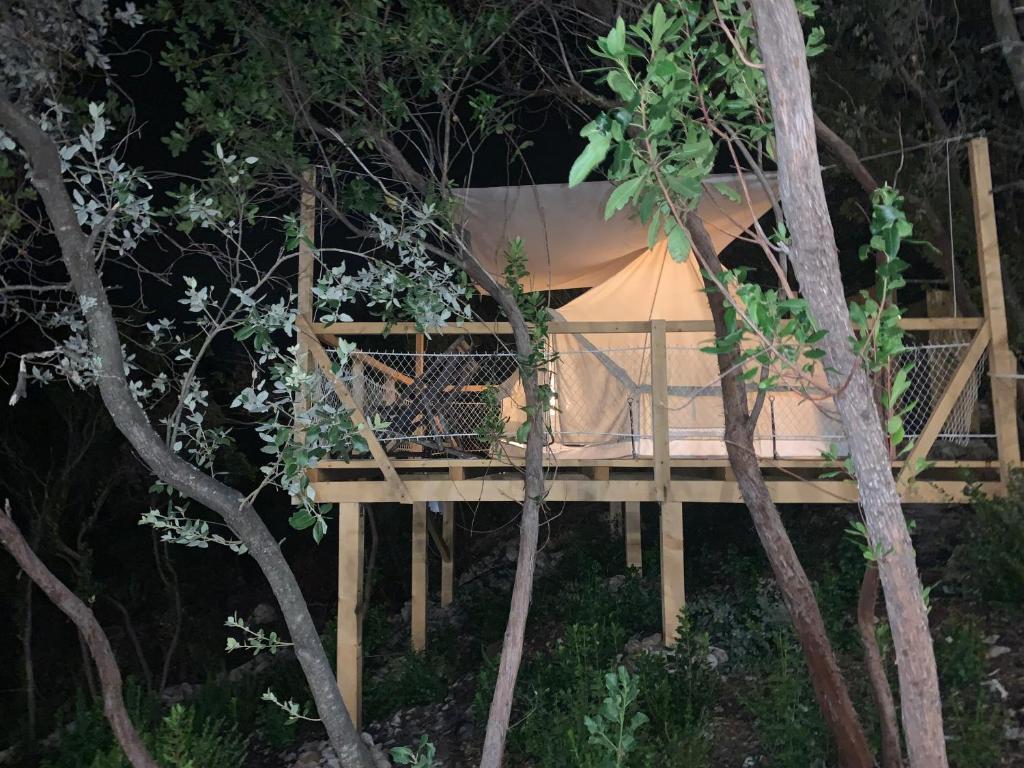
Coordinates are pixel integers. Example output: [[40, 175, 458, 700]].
[[299, 138, 1020, 727]]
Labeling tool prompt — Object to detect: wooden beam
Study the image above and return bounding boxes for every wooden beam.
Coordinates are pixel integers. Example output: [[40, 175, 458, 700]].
[[898, 317, 984, 331], [660, 502, 684, 648], [297, 316, 410, 503], [336, 502, 363, 729], [411, 502, 427, 652], [314, 317, 981, 337], [897, 324, 990, 488], [352, 352, 414, 386], [625, 501, 643, 572], [313, 456, 998, 470], [969, 137, 1021, 481], [650, 320, 670, 502], [310, 477, 1001, 504]]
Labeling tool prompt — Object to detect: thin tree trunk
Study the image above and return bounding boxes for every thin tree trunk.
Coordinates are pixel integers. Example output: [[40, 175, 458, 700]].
[[751, 4, 949, 766], [858, 564, 904, 768], [0, 97, 376, 768], [105, 595, 155, 692], [990, 0, 1024, 117], [689, 216, 873, 768], [457, 265, 545, 768], [0, 502, 160, 768], [22, 577, 37, 745]]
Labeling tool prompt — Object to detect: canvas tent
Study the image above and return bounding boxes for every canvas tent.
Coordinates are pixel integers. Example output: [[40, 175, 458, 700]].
[[456, 177, 844, 459]]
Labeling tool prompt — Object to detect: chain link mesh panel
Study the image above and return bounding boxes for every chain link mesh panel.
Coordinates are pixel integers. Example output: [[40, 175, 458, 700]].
[[310, 337, 990, 456]]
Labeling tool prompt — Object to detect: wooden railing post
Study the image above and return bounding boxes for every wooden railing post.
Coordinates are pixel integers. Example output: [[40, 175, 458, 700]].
[[650, 319, 670, 501], [411, 501, 428, 652], [969, 137, 1020, 481]]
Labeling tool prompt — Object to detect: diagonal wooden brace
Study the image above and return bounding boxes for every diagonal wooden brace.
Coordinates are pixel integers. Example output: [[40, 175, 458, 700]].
[[296, 316, 410, 503], [896, 322, 991, 490]]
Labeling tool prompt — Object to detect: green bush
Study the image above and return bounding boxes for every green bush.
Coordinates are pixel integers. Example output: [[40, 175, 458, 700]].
[[43, 687, 247, 768], [746, 636, 831, 768], [363, 651, 450, 723], [934, 615, 1004, 767], [944, 693, 1003, 768], [42, 684, 160, 768], [954, 474, 1024, 604]]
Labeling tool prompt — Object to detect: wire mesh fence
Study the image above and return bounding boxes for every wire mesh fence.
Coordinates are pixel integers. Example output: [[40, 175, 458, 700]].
[[310, 334, 991, 458]]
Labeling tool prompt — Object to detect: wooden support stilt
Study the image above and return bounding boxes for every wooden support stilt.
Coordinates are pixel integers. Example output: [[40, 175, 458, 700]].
[[440, 501, 454, 606], [625, 501, 642, 572], [659, 501, 684, 648], [440, 467, 462, 607], [608, 501, 623, 535], [969, 137, 1021, 482], [336, 502, 363, 728], [411, 501, 428, 651]]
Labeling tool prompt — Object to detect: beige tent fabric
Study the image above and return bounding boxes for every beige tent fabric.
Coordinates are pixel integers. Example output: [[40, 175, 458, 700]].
[[456, 174, 777, 291], [478, 176, 845, 459]]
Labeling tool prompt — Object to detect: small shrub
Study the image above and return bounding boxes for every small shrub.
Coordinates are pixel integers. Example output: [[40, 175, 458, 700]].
[[577, 666, 648, 768], [45, 690, 247, 768], [363, 651, 449, 723], [391, 735, 437, 767], [954, 474, 1024, 604], [746, 636, 831, 768], [634, 614, 717, 765], [944, 693, 1003, 768], [934, 615, 1005, 767], [935, 616, 987, 692]]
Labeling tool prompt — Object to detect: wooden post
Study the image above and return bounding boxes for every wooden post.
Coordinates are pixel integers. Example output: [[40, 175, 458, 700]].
[[440, 501, 455, 606], [650, 320, 671, 501], [440, 467, 461, 607], [608, 501, 623, 535], [659, 501, 685, 648], [337, 502, 363, 728], [625, 501, 642, 572], [411, 501, 428, 651], [969, 137, 1020, 481]]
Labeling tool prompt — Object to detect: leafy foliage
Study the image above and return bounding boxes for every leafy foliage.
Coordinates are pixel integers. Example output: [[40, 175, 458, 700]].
[[954, 473, 1024, 604]]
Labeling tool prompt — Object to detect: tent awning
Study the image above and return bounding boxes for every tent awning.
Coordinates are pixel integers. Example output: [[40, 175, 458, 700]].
[[455, 174, 776, 291]]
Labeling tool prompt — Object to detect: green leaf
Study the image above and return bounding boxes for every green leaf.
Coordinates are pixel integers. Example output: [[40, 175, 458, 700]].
[[606, 70, 636, 101], [713, 183, 742, 204], [569, 133, 611, 188], [604, 177, 642, 220], [288, 510, 315, 531], [605, 18, 626, 56], [667, 225, 690, 262]]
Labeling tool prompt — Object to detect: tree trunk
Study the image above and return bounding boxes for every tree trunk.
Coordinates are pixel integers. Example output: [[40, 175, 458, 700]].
[[689, 216, 873, 768], [0, 502, 160, 768], [991, 0, 1024, 117], [750, 3, 949, 766], [22, 577, 37, 746], [445, 253, 546, 768], [859, 564, 904, 768], [0, 97, 376, 768]]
